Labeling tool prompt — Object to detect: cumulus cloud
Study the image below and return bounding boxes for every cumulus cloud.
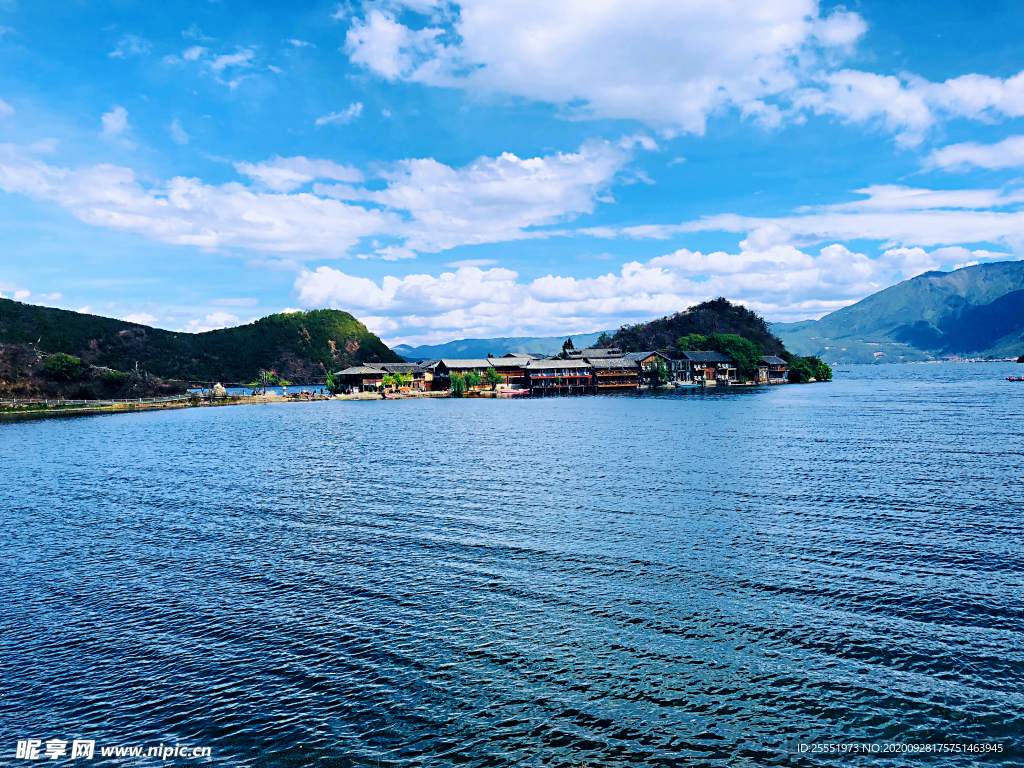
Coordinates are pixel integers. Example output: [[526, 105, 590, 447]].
[[587, 184, 1024, 253], [100, 106, 129, 138], [341, 0, 1024, 143], [234, 155, 364, 191], [123, 312, 158, 325], [0, 139, 631, 259], [315, 102, 363, 126], [794, 70, 1024, 147], [182, 311, 243, 333], [294, 242, 1013, 346], [925, 135, 1024, 171]]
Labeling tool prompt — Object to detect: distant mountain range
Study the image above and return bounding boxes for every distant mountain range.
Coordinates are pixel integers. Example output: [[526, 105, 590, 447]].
[[0, 300, 400, 382], [393, 331, 609, 361], [772, 261, 1024, 364]]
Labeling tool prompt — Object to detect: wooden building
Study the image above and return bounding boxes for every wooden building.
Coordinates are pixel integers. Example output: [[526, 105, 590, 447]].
[[486, 356, 531, 388], [524, 359, 593, 395], [367, 362, 428, 391], [680, 351, 737, 384], [762, 355, 789, 384], [436, 359, 493, 391], [587, 357, 640, 390], [622, 350, 671, 386], [333, 365, 385, 393]]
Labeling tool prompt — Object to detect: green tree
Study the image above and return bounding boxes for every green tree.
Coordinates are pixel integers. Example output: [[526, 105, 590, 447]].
[[596, 332, 611, 346], [485, 367, 502, 388], [782, 353, 832, 383], [654, 358, 670, 385], [44, 353, 82, 380], [325, 370, 343, 394], [703, 333, 764, 380], [675, 334, 707, 353], [381, 373, 395, 389], [450, 372, 467, 396], [561, 337, 575, 358], [464, 370, 483, 389]]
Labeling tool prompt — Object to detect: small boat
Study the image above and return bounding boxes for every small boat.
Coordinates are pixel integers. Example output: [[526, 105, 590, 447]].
[[1007, 376, 1024, 382]]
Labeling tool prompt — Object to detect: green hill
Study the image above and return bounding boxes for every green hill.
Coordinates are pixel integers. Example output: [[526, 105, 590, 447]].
[[0, 300, 401, 382], [603, 297, 787, 356], [773, 261, 1024, 364]]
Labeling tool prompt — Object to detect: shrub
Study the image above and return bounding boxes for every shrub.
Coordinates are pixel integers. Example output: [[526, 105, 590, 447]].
[[102, 370, 127, 386], [464, 370, 483, 389], [44, 353, 82, 380]]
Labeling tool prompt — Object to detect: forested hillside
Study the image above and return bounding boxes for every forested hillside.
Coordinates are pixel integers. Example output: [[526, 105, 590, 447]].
[[0, 300, 401, 382]]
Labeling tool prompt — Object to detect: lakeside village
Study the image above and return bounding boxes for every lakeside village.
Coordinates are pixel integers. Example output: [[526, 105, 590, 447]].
[[328, 344, 797, 398]]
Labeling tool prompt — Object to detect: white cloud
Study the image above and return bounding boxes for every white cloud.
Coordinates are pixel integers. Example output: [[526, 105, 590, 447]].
[[209, 48, 254, 74], [926, 135, 1024, 171], [586, 184, 1024, 253], [109, 35, 150, 58], [341, 1, 1024, 144], [314, 138, 633, 256], [169, 119, 189, 145], [100, 106, 129, 138], [315, 102, 363, 126], [0, 139, 636, 261], [235, 155, 364, 191], [0, 143, 397, 257], [183, 311, 242, 333], [287, 39, 314, 48], [14, 289, 30, 300], [294, 242, 1017, 346], [183, 45, 207, 61], [343, 1, 868, 135], [0, 97, 12, 116], [77, 306, 92, 314], [123, 312, 158, 325]]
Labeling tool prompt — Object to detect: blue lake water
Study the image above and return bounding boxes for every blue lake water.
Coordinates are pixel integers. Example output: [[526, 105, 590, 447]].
[[2, 363, 1023, 766]]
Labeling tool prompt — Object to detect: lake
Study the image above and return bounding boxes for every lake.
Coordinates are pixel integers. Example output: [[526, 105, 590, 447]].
[[2, 363, 1022, 766]]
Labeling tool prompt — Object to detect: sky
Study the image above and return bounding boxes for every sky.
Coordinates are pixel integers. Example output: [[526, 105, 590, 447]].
[[1, 0, 1023, 346]]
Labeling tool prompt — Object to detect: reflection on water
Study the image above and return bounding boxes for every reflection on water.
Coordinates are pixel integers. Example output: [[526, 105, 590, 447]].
[[2, 363, 1023, 766]]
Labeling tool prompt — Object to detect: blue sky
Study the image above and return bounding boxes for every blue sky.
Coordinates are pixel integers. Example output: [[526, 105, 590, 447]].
[[1, 0, 1023, 344]]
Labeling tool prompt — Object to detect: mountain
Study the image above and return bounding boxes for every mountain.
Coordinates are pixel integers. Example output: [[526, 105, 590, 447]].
[[602, 297, 787, 356], [772, 261, 1024, 364], [0, 299, 401, 382], [393, 331, 610, 361]]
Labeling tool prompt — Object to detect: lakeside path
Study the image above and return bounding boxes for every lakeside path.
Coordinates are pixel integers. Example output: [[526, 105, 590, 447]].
[[0, 390, 456, 421]]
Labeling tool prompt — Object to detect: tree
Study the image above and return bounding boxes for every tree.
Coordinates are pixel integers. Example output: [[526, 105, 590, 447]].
[[381, 373, 395, 389], [783, 353, 832, 383], [464, 370, 483, 389], [450, 372, 467, 396], [596, 332, 611, 346], [703, 333, 764, 380], [675, 334, 706, 352], [485, 367, 502, 388], [44, 353, 82, 380], [561, 337, 575, 358], [325, 370, 343, 395], [654, 359, 670, 386]]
